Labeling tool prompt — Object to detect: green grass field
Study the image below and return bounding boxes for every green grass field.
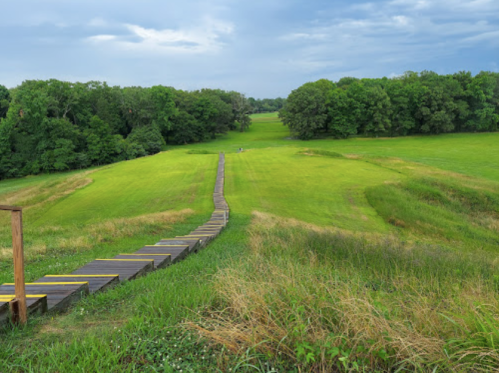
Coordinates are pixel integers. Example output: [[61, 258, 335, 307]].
[[1, 113, 499, 371]]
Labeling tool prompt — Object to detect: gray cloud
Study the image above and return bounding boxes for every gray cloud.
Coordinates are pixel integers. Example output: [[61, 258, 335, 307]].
[[0, 0, 497, 97]]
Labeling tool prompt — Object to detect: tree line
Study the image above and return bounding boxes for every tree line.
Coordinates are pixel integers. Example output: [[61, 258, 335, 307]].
[[248, 97, 286, 113], [279, 71, 499, 140], [0, 80, 252, 179]]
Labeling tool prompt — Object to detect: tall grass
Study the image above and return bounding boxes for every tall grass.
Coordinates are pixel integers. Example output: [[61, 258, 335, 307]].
[[0, 214, 251, 372], [366, 176, 499, 251], [190, 212, 499, 372]]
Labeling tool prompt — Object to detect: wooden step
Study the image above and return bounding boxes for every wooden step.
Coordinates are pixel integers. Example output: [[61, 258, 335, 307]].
[[0, 296, 48, 326], [72, 259, 154, 281], [156, 239, 201, 252], [34, 275, 120, 294], [196, 226, 223, 231], [175, 236, 212, 246], [0, 283, 89, 312], [114, 254, 171, 269], [136, 246, 189, 263]]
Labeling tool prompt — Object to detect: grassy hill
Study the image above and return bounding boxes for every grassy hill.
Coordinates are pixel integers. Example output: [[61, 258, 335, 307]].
[[1, 114, 499, 371]]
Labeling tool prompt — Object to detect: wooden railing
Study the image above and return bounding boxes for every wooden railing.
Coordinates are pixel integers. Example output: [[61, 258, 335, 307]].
[[0, 205, 26, 324]]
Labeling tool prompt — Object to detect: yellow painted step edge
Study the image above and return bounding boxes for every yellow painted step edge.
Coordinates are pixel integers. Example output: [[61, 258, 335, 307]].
[[177, 235, 213, 237], [45, 275, 119, 278], [0, 295, 47, 298], [148, 245, 189, 247], [161, 237, 200, 240], [177, 234, 213, 236], [3, 282, 88, 285], [96, 259, 153, 262], [118, 254, 171, 256]]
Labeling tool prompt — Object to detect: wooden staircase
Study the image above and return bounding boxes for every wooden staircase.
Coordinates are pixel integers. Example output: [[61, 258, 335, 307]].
[[0, 153, 229, 326]]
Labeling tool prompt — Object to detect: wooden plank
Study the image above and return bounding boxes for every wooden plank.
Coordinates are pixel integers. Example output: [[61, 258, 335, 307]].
[[193, 232, 221, 235], [0, 296, 47, 326], [156, 239, 201, 252], [0, 294, 48, 298], [173, 236, 210, 247], [11, 210, 27, 324], [72, 259, 154, 281], [182, 233, 214, 238], [43, 275, 119, 277], [0, 283, 89, 312], [35, 276, 119, 294], [0, 300, 9, 314], [0, 205, 22, 211], [136, 246, 189, 263], [114, 254, 171, 269], [3, 282, 89, 285]]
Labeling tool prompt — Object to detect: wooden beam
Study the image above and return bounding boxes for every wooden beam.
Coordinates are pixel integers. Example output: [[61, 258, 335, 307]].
[[9, 299, 20, 325], [11, 210, 27, 324], [0, 205, 22, 211]]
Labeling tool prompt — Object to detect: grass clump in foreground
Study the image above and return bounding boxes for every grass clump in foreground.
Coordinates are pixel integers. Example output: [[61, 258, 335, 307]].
[[189, 212, 499, 372], [366, 176, 499, 251], [0, 214, 251, 372]]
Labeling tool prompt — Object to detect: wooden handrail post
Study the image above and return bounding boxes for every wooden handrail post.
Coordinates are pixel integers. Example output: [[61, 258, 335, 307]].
[[0, 205, 27, 325], [11, 209, 27, 324]]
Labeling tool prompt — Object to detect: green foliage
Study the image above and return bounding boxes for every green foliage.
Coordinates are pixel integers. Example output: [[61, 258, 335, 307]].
[[127, 125, 165, 155], [0, 80, 250, 180], [248, 96, 286, 113], [281, 70, 499, 139], [86, 116, 118, 164], [231, 92, 252, 132], [150, 85, 176, 141], [0, 85, 10, 119], [327, 88, 359, 138], [170, 111, 203, 144], [279, 82, 329, 140]]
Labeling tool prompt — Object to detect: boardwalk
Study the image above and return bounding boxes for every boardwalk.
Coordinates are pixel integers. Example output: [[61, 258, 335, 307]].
[[0, 153, 229, 325]]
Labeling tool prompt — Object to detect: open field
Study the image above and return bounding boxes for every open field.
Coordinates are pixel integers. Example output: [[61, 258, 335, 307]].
[[1, 113, 499, 371], [249, 112, 279, 119]]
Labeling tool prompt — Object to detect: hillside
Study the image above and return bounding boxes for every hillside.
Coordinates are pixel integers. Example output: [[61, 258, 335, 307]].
[[1, 113, 499, 371]]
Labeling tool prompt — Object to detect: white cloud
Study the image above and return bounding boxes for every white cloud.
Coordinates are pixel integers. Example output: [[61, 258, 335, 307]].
[[86, 17, 234, 54], [87, 34, 116, 42]]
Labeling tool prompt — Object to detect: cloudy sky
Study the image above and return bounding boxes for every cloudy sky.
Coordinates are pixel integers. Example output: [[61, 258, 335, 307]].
[[0, 0, 497, 98]]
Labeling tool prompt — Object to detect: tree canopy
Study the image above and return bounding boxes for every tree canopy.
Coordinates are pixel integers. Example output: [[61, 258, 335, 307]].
[[280, 71, 499, 139], [0, 80, 253, 180]]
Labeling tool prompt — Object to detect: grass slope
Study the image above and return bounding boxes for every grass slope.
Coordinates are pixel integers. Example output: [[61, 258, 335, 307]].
[[225, 147, 401, 231], [0, 113, 498, 371], [38, 151, 217, 225]]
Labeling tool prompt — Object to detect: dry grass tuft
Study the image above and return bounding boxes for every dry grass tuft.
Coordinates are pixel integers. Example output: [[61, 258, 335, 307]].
[[87, 209, 194, 240], [189, 212, 499, 372]]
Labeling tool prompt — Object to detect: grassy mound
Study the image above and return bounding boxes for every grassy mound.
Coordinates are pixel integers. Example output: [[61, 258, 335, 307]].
[[1, 112, 499, 371], [192, 212, 499, 371], [297, 148, 344, 158]]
